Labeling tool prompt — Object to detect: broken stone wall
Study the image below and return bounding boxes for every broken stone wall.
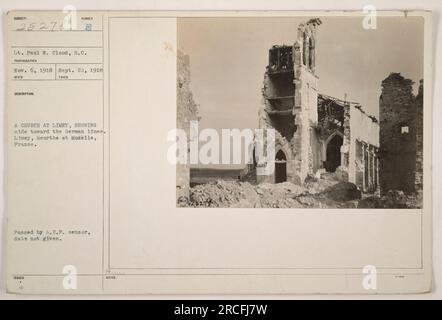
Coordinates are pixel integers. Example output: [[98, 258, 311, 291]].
[[309, 127, 322, 173], [341, 104, 351, 170], [354, 140, 364, 187], [292, 68, 318, 184], [256, 130, 295, 184], [292, 22, 319, 184], [176, 50, 199, 202], [258, 19, 321, 185], [415, 80, 423, 193], [347, 105, 379, 190], [316, 95, 348, 180], [379, 73, 417, 194]]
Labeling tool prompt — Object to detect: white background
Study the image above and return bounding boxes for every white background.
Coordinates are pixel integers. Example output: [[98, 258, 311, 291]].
[[0, 0, 441, 299]]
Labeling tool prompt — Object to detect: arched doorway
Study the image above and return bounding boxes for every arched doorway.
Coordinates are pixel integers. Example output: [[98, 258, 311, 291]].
[[275, 149, 287, 183], [325, 134, 343, 172]]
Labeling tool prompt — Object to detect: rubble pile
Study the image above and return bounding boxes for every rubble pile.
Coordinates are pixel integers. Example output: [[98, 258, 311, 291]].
[[183, 178, 363, 208], [256, 182, 306, 208], [189, 180, 260, 208], [358, 190, 422, 209], [179, 176, 421, 208]]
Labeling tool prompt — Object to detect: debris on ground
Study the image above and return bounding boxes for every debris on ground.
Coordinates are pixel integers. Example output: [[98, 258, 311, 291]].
[[183, 178, 360, 208], [358, 189, 422, 209], [321, 182, 361, 202], [180, 178, 422, 209]]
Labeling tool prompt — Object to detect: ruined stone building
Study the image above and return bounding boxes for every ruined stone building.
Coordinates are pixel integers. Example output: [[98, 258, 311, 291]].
[[258, 19, 380, 192], [176, 19, 423, 204], [176, 50, 199, 201], [379, 73, 423, 195]]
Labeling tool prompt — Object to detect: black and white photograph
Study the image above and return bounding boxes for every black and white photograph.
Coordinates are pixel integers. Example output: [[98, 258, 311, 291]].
[[2, 6, 437, 298], [176, 16, 424, 209]]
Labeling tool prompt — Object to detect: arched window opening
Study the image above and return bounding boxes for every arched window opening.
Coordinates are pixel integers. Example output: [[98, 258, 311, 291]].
[[309, 37, 315, 69], [303, 32, 308, 67], [325, 134, 343, 173], [275, 150, 287, 183]]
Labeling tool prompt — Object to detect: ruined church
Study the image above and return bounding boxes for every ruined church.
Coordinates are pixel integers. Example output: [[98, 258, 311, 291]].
[[257, 18, 380, 193], [177, 18, 424, 205]]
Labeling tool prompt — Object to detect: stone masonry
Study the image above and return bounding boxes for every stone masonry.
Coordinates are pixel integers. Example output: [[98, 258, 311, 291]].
[[379, 73, 423, 195], [176, 50, 199, 202], [257, 18, 380, 191]]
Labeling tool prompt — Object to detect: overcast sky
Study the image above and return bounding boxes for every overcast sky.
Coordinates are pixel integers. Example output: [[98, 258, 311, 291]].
[[178, 16, 424, 131]]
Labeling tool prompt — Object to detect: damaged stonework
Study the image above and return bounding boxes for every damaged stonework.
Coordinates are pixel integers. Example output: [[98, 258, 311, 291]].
[[348, 102, 380, 193], [257, 18, 380, 191], [316, 94, 379, 192], [415, 80, 424, 193], [258, 19, 321, 185], [176, 50, 199, 202], [176, 18, 422, 208], [379, 73, 423, 196]]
